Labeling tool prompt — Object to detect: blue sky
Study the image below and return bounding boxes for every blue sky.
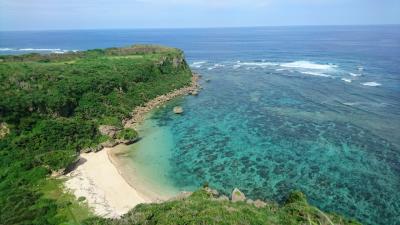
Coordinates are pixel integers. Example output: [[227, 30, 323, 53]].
[[0, 0, 399, 30]]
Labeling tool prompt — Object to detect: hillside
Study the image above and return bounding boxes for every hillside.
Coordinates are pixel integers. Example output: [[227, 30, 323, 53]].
[[0, 45, 192, 225], [84, 188, 360, 225]]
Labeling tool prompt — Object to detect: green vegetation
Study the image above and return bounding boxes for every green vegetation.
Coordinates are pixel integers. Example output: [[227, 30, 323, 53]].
[[39, 178, 94, 225], [0, 45, 192, 225], [83, 188, 360, 225], [116, 128, 138, 141]]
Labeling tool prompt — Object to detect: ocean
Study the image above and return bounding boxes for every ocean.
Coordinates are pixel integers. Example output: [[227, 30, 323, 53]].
[[1, 25, 399, 225]]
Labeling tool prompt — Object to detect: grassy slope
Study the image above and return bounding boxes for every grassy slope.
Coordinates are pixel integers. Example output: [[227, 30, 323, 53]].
[[83, 189, 361, 225]]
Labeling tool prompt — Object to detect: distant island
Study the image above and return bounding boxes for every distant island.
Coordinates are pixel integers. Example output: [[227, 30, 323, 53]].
[[0, 45, 359, 225]]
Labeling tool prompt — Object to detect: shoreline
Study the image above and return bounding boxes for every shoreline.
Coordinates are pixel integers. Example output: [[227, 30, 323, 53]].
[[124, 74, 200, 129], [64, 73, 200, 218]]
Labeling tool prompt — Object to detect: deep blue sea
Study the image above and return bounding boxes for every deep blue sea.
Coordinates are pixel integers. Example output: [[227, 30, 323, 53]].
[[1, 26, 399, 225]]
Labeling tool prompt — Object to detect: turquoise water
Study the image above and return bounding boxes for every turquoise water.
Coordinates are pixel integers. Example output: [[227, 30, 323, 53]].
[[130, 62, 400, 224], [1, 26, 399, 224]]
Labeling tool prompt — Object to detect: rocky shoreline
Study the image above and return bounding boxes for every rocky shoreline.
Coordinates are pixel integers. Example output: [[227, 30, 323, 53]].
[[124, 73, 200, 129], [70, 73, 200, 156]]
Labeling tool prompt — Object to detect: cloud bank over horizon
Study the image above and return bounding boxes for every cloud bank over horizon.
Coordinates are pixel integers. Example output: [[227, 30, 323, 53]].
[[0, 0, 399, 30]]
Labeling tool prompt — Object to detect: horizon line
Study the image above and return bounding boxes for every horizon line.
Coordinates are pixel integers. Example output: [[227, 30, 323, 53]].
[[1, 23, 399, 32]]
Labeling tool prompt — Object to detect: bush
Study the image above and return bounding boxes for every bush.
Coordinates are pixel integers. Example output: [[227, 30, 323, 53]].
[[116, 128, 138, 140]]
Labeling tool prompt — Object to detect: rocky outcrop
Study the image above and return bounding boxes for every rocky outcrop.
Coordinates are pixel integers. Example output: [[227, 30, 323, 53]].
[[253, 199, 267, 208], [204, 187, 219, 197], [205, 187, 267, 208], [216, 195, 229, 201], [82, 144, 104, 153], [173, 106, 183, 114], [231, 188, 246, 202], [0, 122, 10, 139], [118, 137, 140, 145], [98, 125, 121, 138], [101, 140, 118, 148], [189, 90, 198, 96]]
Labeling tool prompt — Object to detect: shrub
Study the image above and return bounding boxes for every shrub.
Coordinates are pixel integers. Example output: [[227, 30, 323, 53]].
[[116, 128, 138, 140]]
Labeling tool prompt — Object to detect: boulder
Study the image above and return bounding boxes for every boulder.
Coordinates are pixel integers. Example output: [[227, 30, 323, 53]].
[[121, 137, 141, 145], [0, 122, 10, 139], [173, 106, 183, 114], [253, 199, 267, 208], [216, 195, 229, 201], [231, 188, 246, 202], [81, 147, 92, 153], [204, 187, 219, 197], [98, 125, 121, 138], [101, 140, 118, 148], [93, 144, 104, 152], [246, 199, 254, 205]]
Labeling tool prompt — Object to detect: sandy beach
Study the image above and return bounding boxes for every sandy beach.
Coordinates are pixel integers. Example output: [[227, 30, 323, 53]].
[[64, 74, 200, 218], [64, 147, 152, 218]]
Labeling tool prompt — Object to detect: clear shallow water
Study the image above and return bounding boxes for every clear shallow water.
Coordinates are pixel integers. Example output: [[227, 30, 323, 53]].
[[1, 26, 399, 225]]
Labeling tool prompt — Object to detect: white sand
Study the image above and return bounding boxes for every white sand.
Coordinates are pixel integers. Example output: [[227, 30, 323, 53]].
[[64, 148, 150, 218]]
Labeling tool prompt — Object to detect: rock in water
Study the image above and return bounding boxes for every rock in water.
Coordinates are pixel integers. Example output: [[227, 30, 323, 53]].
[[173, 106, 183, 114], [189, 90, 198, 96], [231, 188, 246, 202]]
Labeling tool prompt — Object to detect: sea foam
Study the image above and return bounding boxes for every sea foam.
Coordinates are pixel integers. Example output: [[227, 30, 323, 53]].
[[349, 72, 361, 77], [238, 62, 279, 67], [280, 61, 336, 70], [191, 61, 206, 68], [362, 82, 381, 87], [301, 71, 332, 78], [341, 78, 352, 83], [0, 47, 78, 53]]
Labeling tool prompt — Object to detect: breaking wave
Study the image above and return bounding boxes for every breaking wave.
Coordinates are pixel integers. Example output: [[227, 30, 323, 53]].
[[0, 47, 79, 54], [362, 82, 381, 87], [301, 71, 333, 78], [280, 61, 337, 70]]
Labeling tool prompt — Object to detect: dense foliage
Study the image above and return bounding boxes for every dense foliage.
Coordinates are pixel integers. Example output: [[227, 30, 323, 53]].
[[83, 188, 360, 225], [116, 128, 138, 141], [0, 45, 192, 225]]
